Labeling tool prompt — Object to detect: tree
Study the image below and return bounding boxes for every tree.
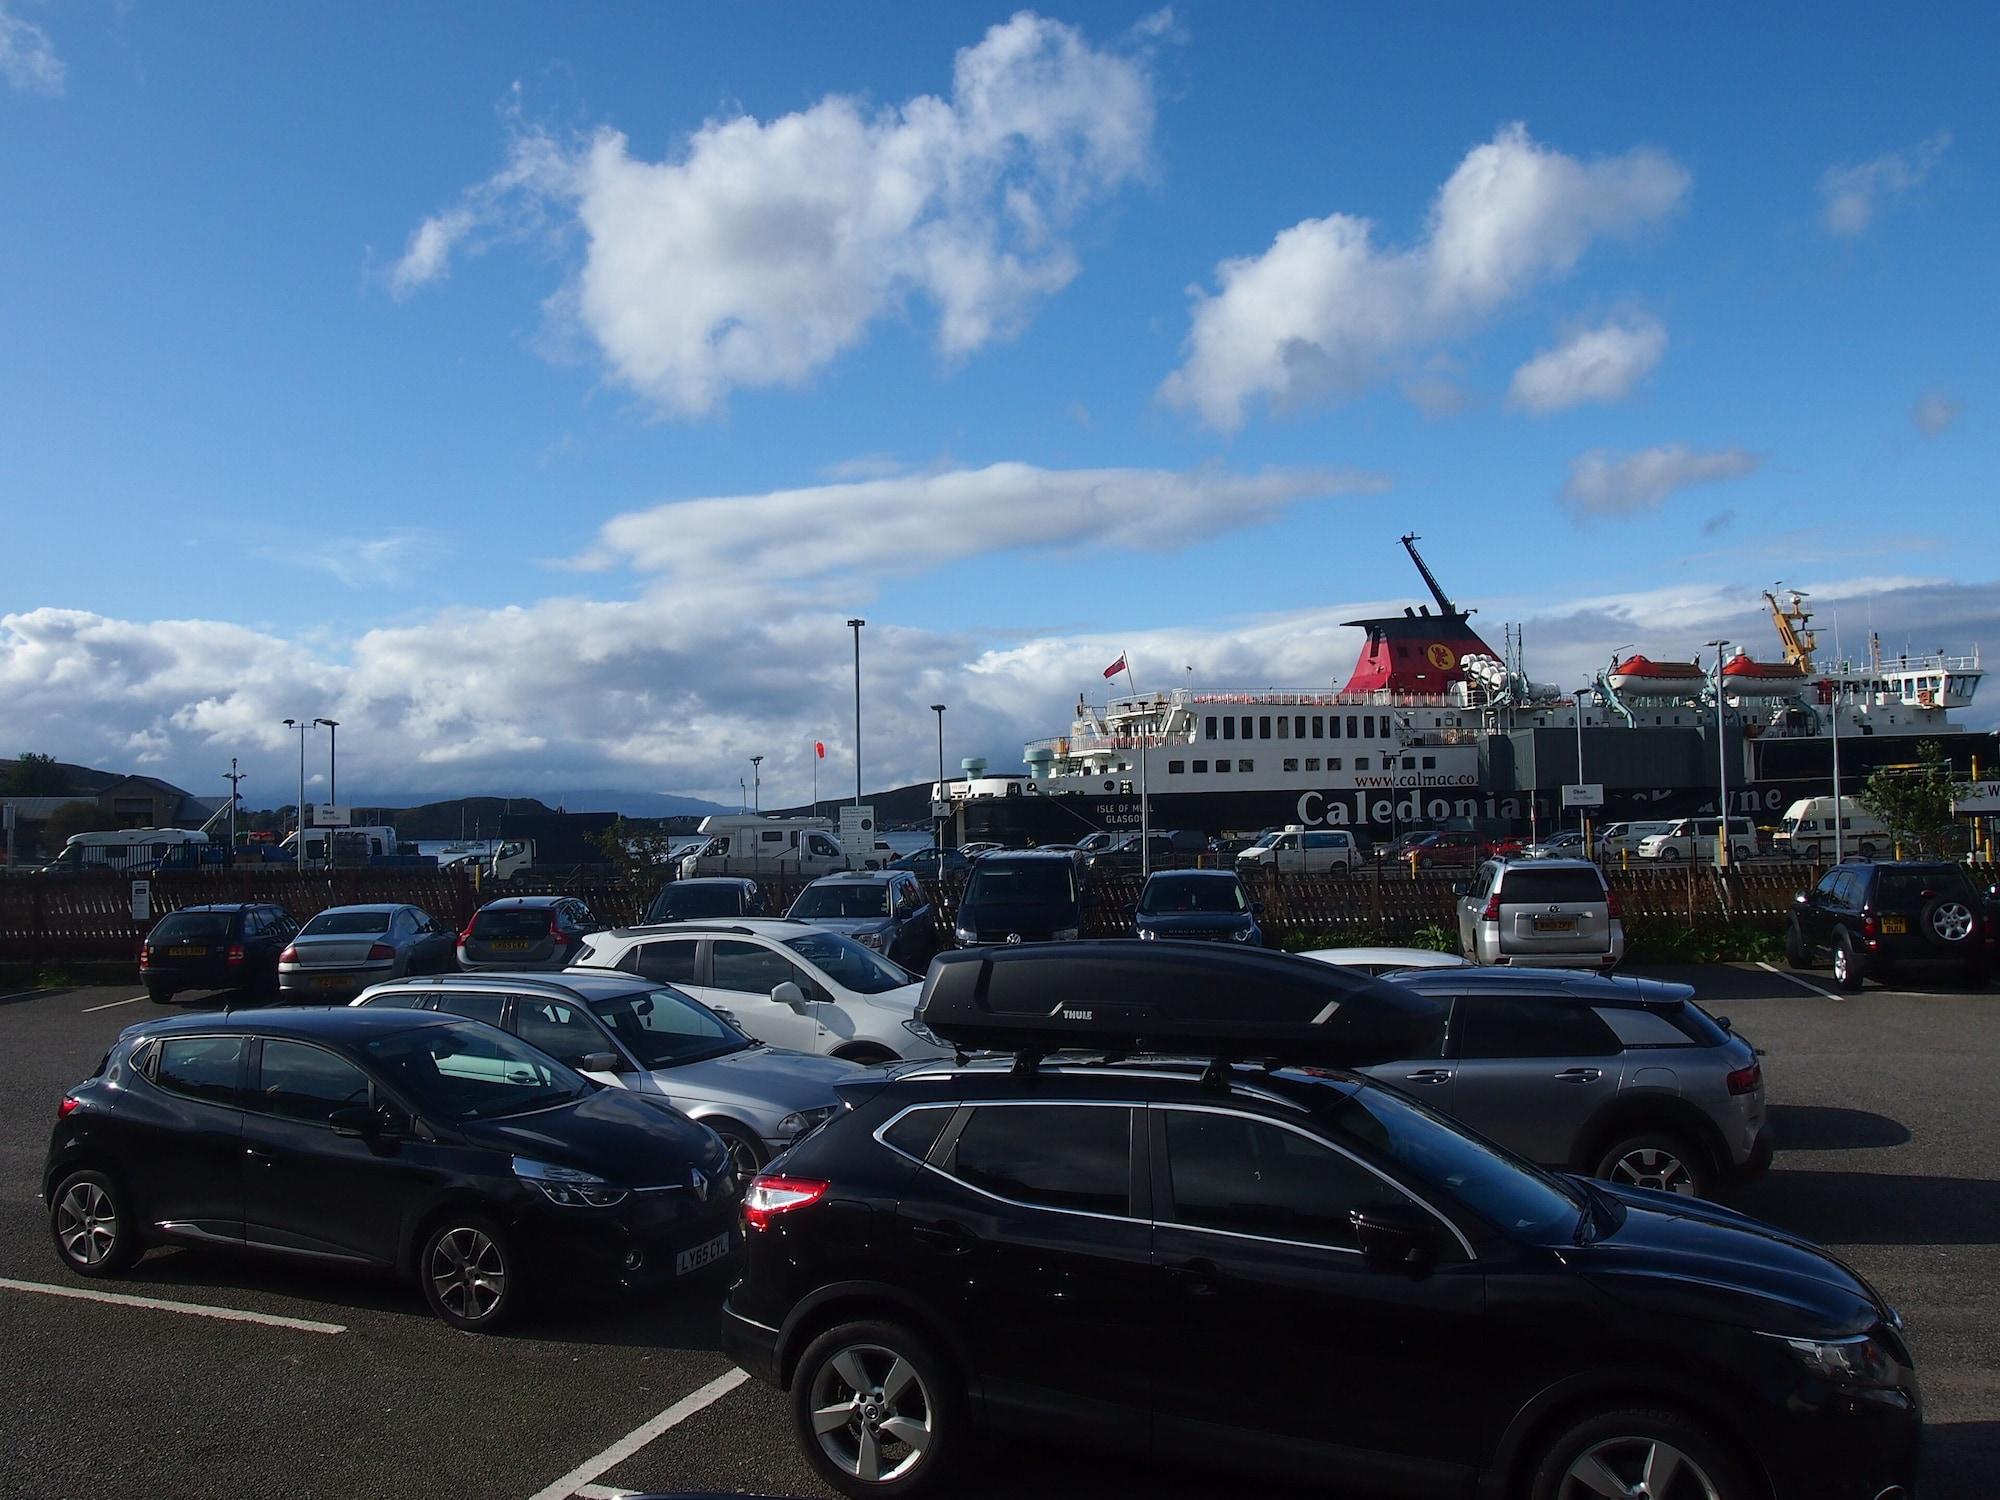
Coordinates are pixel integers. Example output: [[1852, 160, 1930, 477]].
[[5, 751, 70, 796], [591, 817, 681, 888], [45, 800, 119, 846], [1857, 739, 1960, 858]]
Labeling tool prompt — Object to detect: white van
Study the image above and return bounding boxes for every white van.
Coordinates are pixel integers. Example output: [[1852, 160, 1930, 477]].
[[1235, 825, 1362, 874], [1636, 816, 1759, 863], [1775, 797, 1887, 859], [676, 814, 875, 880], [44, 827, 208, 873], [280, 825, 399, 866], [1597, 820, 1676, 862]]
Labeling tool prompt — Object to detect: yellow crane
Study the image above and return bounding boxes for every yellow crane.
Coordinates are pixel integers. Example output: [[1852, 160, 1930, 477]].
[[1763, 584, 1819, 673]]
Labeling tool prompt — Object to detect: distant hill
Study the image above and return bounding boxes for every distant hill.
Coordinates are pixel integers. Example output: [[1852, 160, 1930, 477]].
[[770, 781, 937, 826], [0, 757, 128, 796]]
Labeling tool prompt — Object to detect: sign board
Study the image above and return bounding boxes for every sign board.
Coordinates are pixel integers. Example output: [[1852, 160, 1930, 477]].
[[929, 800, 951, 820], [1954, 782, 2000, 816], [838, 805, 876, 857], [1560, 783, 1605, 808], [311, 804, 351, 827], [130, 880, 151, 923], [1, 804, 14, 830]]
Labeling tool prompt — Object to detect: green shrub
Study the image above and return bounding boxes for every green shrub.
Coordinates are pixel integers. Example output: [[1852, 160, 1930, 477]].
[[1623, 918, 1783, 965]]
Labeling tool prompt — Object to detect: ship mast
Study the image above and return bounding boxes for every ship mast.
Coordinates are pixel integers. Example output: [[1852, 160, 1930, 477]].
[[1400, 533, 1469, 617], [1763, 584, 1819, 673]]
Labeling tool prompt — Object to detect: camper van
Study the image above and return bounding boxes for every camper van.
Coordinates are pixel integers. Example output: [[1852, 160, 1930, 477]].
[[1775, 796, 1888, 859], [43, 827, 209, 874], [675, 814, 880, 880], [280, 825, 401, 867]]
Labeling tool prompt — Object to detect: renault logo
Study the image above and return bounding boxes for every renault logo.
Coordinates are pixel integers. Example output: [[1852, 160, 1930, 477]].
[[691, 1169, 709, 1203], [1006, 932, 1023, 944]]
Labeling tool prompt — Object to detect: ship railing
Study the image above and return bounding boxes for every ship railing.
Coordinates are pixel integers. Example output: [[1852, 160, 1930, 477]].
[[1188, 690, 1457, 709]]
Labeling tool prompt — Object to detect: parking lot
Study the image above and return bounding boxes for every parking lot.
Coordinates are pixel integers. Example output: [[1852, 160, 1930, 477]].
[[2, 966, 1995, 1500]]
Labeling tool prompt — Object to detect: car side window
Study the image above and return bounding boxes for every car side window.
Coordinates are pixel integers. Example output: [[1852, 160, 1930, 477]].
[[711, 939, 807, 996], [1454, 996, 1622, 1059], [241, 910, 266, 939], [513, 999, 607, 1067], [426, 991, 508, 1029], [948, 1104, 1131, 1216], [153, 1036, 246, 1105], [253, 1039, 372, 1123], [1163, 1109, 1395, 1249], [1814, 871, 1843, 899], [359, 990, 429, 1009], [625, 939, 702, 986]]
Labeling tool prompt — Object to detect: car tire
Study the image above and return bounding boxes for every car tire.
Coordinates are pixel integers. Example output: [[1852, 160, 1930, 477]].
[[1783, 919, 1811, 969], [1656, 846, 1681, 862], [1530, 1406, 1753, 1500], [792, 1317, 964, 1499], [1591, 1129, 1711, 1198], [49, 1169, 140, 1277], [1832, 934, 1867, 991], [834, 1044, 899, 1066], [1921, 895, 1979, 951], [146, 983, 175, 1004], [707, 1119, 766, 1179], [419, 1215, 520, 1333]]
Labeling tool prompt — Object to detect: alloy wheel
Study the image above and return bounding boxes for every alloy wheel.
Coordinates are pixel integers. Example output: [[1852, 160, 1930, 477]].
[[720, 1131, 763, 1180], [807, 1341, 934, 1484], [428, 1226, 507, 1323], [1931, 902, 1975, 942], [1607, 1148, 1696, 1195], [1558, 1434, 1722, 1499], [55, 1181, 117, 1266]]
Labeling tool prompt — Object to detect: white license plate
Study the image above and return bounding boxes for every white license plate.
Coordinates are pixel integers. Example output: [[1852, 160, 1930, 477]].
[[675, 1231, 731, 1277]]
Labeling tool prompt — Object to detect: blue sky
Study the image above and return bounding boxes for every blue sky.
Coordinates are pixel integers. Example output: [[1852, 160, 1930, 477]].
[[2, 2, 1994, 807]]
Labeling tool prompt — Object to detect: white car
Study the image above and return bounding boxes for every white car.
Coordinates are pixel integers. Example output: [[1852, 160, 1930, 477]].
[[572, 919, 951, 1064], [1299, 946, 1476, 976]]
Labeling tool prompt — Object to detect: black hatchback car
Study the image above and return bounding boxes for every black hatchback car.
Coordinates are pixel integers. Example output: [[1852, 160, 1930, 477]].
[[140, 903, 297, 1003], [724, 944, 1921, 1500], [1787, 859, 1996, 988], [458, 895, 599, 971], [45, 1007, 739, 1330]]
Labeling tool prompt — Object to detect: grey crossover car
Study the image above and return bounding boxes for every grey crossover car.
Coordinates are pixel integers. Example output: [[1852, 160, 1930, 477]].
[[278, 903, 456, 999], [1456, 857, 1624, 969], [352, 969, 858, 1176], [1374, 967, 1770, 1199]]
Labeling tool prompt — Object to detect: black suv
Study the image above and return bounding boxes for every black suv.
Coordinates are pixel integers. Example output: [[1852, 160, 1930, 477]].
[[140, 903, 297, 1003], [723, 943, 1920, 1500], [950, 850, 1085, 945], [1787, 859, 1995, 989]]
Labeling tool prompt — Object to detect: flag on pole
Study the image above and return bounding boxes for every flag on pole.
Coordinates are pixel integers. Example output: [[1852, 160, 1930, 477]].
[[814, 741, 826, 758], [1102, 653, 1126, 680]]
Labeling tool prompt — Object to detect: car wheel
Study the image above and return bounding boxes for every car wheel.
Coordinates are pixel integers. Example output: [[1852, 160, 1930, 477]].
[[1783, 918, 1811, 969], [1592, 1131, 1710, 1198], [1858, 841, 1879, 858], [50, 1169, 139, 1277], [1922, 895, 1978, 950], [420, 1215, 519, 1332], [146, 983, 175, 1004], [792, 1318, 963, 1499], [707, 1120, 766, 1179], [1531, 1407, 1753, 1500], [1656, 846, 1681, 862], [834, 1043, 899, 1066], [1832, 935, 1867, 991]]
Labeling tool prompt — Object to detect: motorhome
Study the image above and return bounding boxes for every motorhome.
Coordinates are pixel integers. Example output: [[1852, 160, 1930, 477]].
[[280, 825, 401, 866], [1775, 796, 1888, 859], [675, 813, 881, 880], [42, 827, 208, 874]]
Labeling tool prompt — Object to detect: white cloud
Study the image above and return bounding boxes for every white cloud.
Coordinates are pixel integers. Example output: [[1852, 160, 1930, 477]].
[[393, 12, 1165, 413], [1507, 314, 1666, 414], [1560, 445, 1761, 520], [254, 530, 443, 588], [1912, 389, 1962, 439], [1818, 131, 1951, 236], [0, 1, 64, 95], [1161, 123, 1689, 430], [568, 462, 1383, 582]]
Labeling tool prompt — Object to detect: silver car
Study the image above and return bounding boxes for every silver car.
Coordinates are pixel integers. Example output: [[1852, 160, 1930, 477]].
[[1457, 857, 1624, 969], [1374, 968, 1771, 1199], [351, 969, 858, 1176], [278, 903, 456, 1000]]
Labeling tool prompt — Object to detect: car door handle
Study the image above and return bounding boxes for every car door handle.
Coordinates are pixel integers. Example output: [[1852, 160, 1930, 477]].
[[1554, 1068, 1602, 1083], [1163, 1258, 1220, 1296], [909, 1220, 974, 1255], [1404, 1068, 1453, 1085]]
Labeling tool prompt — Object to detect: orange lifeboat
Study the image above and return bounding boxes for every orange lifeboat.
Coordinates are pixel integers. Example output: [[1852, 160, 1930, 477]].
[[1607, 655, 1706, 697], [1720, 655, 1809, 697]]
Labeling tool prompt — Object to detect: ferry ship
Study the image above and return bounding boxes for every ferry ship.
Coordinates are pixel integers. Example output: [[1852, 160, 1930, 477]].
[[941, 536, 1992, 845]]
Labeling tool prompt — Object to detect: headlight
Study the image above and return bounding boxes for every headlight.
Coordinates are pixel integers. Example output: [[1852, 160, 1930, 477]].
[[1230, 926, 1255, 942], [902, 1018, 944, 1048], [777, 1104, 842, 1138], [1052, 927, 1080, 941], [512, 1156, 627, 1208], [1137, 927, 1157, 940], [954, 925, 976, 943], [1772, 1332, 1901, 1388]]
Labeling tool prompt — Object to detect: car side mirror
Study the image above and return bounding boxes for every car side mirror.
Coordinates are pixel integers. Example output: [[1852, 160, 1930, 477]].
[[771, 980, 810, 1010], [1451, 881, 1470, 897], [329, 1104, 377, 1139], [578, 1051, 625, 1074], [1351, 1201, 1438, 1275], [1251, 900, 1265, 915], [1794, 891, 1809, 905]]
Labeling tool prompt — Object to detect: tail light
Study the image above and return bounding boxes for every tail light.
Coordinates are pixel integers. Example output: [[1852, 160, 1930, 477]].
[[742, 1175, 828, 1231], [58, 1095, 81, 1118], [138, 946, 151, 971], [1481, 895, 1501, 921], [279, 946, 298, 964], [1605, 888, 1623, 920], [1726, 1062, 1762, 1095], [226, 944, 246, 966], [548, 919, 565, 943], [1861, 912, 1879, 940], [459, 921, 476, 944], [367, 943, 395, 961]]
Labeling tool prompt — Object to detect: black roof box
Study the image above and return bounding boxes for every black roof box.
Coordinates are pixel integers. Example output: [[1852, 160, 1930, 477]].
[[917, 941, 1447, 1069]]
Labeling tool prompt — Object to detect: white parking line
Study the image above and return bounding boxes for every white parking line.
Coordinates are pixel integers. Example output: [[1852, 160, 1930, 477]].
[[80, 995, 147, 1013], [0, 986, 51, 1002], [0, 1277, 347, 1333], [574, 1488, 639, 1500], [526, 1368, 750, 1500], [1755, 961, 1845, 1002]]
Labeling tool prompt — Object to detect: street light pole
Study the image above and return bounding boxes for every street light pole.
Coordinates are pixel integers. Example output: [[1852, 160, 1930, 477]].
[[314, 718, 339, 811], [750, 755, 763, 814], [282, 719, 308, 872], [1574, 686, 1587, 844], [930, 704, 946, 859], [1705, 640, 1732, 869], [846, 619, 866, 808]]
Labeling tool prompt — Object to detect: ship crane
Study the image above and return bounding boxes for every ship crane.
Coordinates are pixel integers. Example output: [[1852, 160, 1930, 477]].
[[1400, 533, 1474, 618], [1764, 584, 1819, 673]]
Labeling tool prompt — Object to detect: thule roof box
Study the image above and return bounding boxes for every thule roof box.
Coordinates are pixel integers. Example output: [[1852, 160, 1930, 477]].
[[917, 940, 1447, 1069]]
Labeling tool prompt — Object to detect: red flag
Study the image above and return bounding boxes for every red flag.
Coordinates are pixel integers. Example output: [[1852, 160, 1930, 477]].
[[1102, 653, 1126, 680], [814, 740, 826, 759]]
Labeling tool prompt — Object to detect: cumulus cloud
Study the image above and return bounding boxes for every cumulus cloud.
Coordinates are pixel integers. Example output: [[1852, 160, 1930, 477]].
[[1818, 131, 1951, 236], [1560, 445, 1761, 520], [1160, 123, 1689, 430], [393, 12, 1165, 413], [568, 462, 1383, 581], [1507, 314, 1666, 414], [1912, 389, 1962, 439], [0, 1, 64, 95]]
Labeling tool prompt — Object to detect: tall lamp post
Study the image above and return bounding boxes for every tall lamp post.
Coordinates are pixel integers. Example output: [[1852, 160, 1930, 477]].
[[314, 718, 339, 811], [846, 619, 866, 808], [1704, 640, 1732, 869], [281, 718, 310, 872], [749, 755, 763, 814], [930, 704, 947, 859]]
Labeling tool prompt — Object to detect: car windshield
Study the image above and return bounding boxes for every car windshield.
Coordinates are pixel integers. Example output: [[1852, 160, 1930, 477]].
[[1138, 876, 1247, 915], [649, 884, 745, 920], [790, 884, 891, 918], [152, 911, 232, 941], [964, 860, 1076, 906], [301, 910, 392, 936], [781, 930, 914, 993], [1323, 1081, 1582, 1243], [588, 987, 750, 1068], [363, 1021, 588, 1120]]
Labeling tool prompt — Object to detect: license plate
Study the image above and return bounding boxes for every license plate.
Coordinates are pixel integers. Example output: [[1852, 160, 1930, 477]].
[[1882, 916, 1908, 934], [489, 939, 533, 951], [1533, 917, 1576, 933], [311, 975, 349, 988], [169, 946, 205, 957], [675, 1231, 731, 1277]]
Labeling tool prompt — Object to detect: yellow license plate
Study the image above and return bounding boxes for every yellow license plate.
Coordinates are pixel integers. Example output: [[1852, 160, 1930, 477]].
[[1881, 916, 1908, 934], [312, 975, 349, 988], [1533, 918, 1576, 933], [169, 946, 205, 957], [490, 939, 533, 951]]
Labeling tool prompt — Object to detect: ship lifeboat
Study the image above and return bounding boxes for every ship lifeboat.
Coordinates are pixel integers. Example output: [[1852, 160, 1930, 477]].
[[1720, 655, 1809, 697], [1607, 655, 1707, 697]]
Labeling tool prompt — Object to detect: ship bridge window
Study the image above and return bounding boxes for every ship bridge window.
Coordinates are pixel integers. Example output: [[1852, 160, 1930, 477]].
[[1204, 716, 1217, 740], [1312, 715, 1324, 738], [1277, 718, 1289, 740], [1346, 716, 1357, 738], [1364, 715, 1376, 738], [1241, 716, 1253, 740], [1169, 760, 1185, 775], [1259, 716, 1271, 739], [1403, 757, 1417, 770], [1295, 715, 1306, 738], [1422, 756, 1436, 770], [1327, 757, 1342, 771], [1215, 760, 1230, 774], [1283, 758, 1299, 772], [1192, 759, 1208, 773], [1305, 757, 1320, 772], [1222, 718, 1235, 741], [1238, 759, 1254, 773], [1355, 757, 1369, 770]]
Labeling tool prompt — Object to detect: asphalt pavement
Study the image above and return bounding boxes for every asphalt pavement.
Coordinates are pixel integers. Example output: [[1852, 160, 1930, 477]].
[[1, 965, 1994, 1499]]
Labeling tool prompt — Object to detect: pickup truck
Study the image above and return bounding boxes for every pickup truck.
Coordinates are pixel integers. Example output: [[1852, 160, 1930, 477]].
[[1235, 825, 1363, 875]]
